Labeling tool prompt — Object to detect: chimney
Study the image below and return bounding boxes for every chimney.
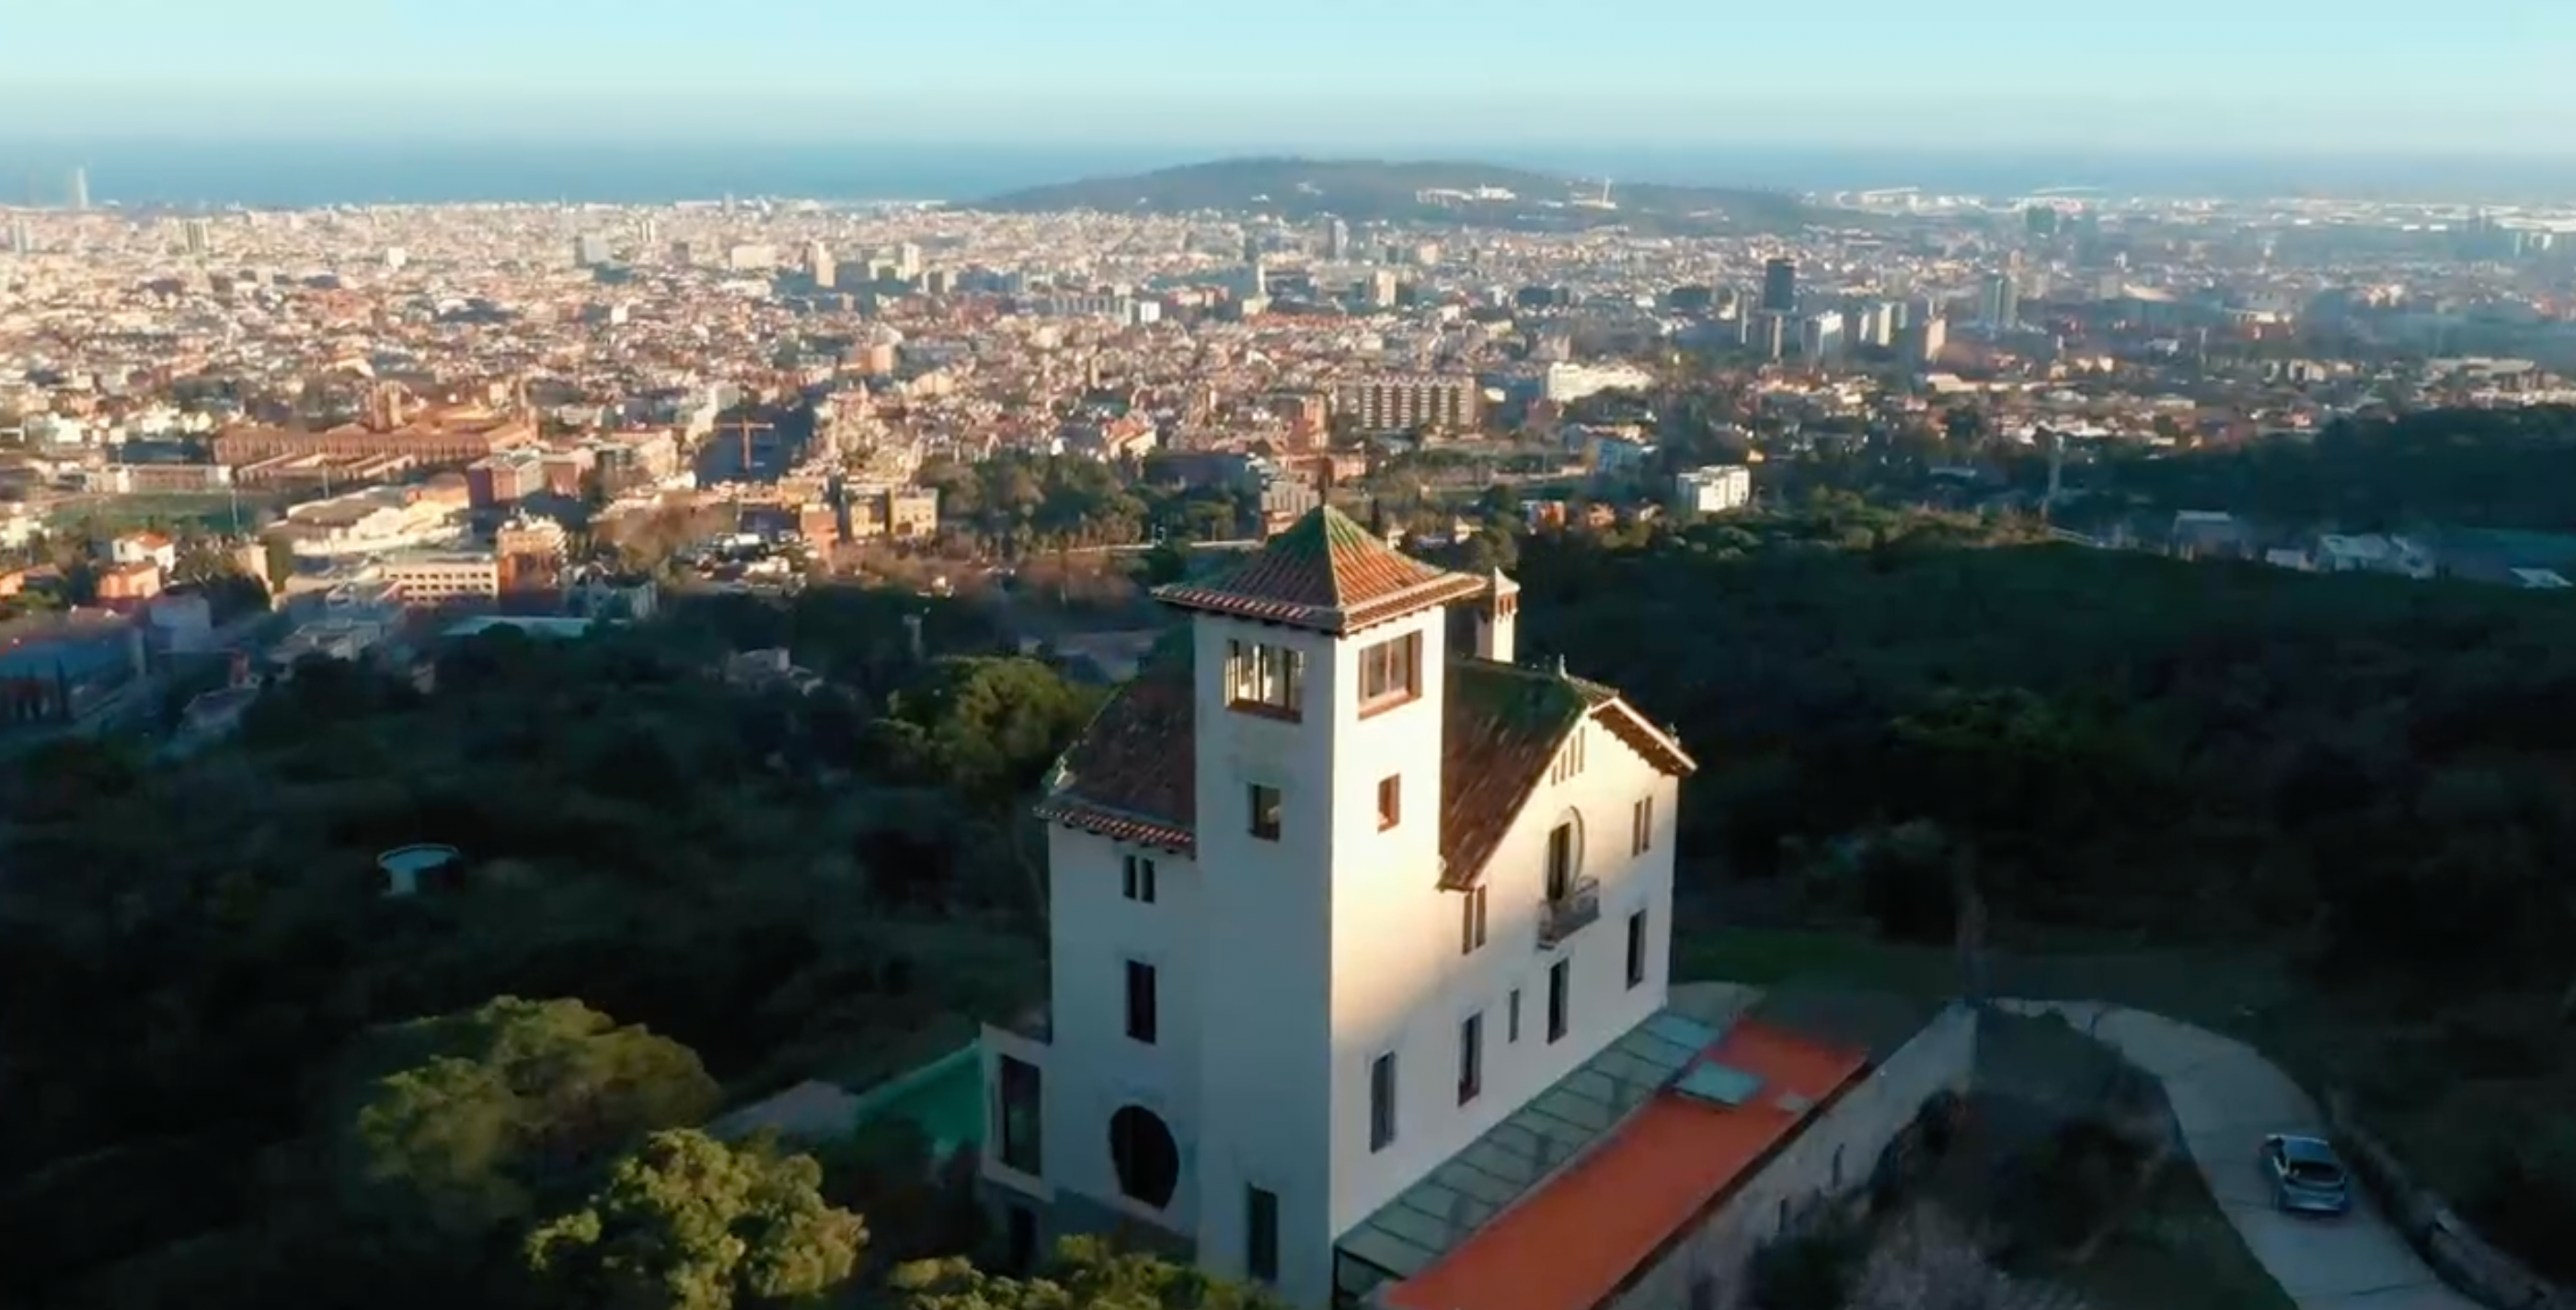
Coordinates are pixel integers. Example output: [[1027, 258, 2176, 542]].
[[1475, 568, 1519, 663]]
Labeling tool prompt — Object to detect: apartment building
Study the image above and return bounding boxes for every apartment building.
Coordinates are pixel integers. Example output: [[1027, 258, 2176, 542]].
[[372, 552, 502, 605], [1675, 465, 1754, 515], [1335, 374, 1481, 435], [846, 485, 940, 540]]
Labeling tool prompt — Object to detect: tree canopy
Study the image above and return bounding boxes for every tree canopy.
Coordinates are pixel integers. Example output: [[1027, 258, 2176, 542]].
[[916, 453, 1254, 556], [337, 997, 722, 1237], [0, 587, 1081, 1308], [1511, 499, 2576, 1274], [526, 1129, 868, 1310], [2064, 404, 2576, 531], [894, 1237, 1288, 1310]]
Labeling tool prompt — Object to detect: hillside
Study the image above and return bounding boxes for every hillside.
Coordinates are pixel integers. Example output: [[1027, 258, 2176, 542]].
[[1508, 503, 2576, 1277], [969, 155, 1833, 235]]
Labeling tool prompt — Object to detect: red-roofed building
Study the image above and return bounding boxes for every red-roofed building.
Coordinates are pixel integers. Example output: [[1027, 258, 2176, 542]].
[[1375, 1005, 1974, 1310], [980, 505, 1742, 1307], [110, 531, 178, 571], [95, 561, 164, 604]]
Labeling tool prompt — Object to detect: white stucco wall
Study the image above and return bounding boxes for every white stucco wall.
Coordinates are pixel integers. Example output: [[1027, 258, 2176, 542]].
[[1604, 1003, 1979, 1310], [1191, 610, 1352, 1308], [990, 594, 1687, 1310], [1030, 826, 1208, 1230], [1317, 603, 1461, 1249], [1326, 709, 1680, 1251]]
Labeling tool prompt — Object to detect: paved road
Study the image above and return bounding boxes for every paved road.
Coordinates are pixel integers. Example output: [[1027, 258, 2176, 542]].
[[1998, 1000, 2481, 1310]]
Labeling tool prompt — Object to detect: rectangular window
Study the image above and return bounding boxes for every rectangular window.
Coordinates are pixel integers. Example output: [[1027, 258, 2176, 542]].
[[1007, 1204, 1039, 1273], [1547, 822, 1576, 901], [1632, 796, 1654, 856], [1547, 959, 1570, 1043], [998, 1055, 1043, 1177], [1248, 784, 1282, 841], [1122, 854, 1156, 903], [1225, 638, 1305, 718], [1627, 910, 1648, 989], [1457, 1013, 1483, 1105], [1369, 1051, 1397, 1152], [1458, 885, 1488, 955], [1125, 960, 1158, 1044], [1552, 727, 1588, 783], [1357, 631, 1421, 713], [1246, 1186, 1280, 1283], [1507, 987, 1523, 1042], [1377, 774, 1402, 831]]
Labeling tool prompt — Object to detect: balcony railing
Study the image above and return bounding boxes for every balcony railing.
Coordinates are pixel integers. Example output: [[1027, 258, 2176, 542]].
[[1537, 877, 1602, 948]]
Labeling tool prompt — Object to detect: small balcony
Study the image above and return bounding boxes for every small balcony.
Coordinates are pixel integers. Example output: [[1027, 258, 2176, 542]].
[[1537, 877, 1602, 948]]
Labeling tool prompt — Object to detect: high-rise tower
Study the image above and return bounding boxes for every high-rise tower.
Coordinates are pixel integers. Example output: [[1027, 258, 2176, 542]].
[[1760, 257, 1797, 316], [1981, 271, 2021, 330]]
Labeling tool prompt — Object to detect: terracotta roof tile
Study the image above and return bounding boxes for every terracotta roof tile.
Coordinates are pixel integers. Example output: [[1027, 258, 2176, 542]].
[[1437, 661, 1595, 889], [1034, 633, 1696, 879], [1154, 506, 1485, 634], [1037, 628, 1199, 853], [1593, 700, 1698, 776]]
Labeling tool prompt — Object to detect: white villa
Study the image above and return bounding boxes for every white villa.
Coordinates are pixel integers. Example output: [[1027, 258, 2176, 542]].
[[979, 506, 1972, 1310]]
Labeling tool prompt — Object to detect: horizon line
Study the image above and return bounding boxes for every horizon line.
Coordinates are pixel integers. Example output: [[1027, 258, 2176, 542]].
[[4, 135, 2576, 164]]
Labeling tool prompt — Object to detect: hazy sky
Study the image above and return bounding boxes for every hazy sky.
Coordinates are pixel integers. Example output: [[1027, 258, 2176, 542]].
[[6, 0, 2573, 155]]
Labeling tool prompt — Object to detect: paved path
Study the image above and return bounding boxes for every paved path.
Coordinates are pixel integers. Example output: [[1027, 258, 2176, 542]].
[[1997, 1000, 2482, 1310]]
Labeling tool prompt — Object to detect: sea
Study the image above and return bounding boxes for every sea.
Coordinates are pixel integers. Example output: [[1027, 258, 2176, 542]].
[[4, 140, 2573, 209]]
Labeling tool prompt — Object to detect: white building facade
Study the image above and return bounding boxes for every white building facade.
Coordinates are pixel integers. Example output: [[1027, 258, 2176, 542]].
[[1541, 362, 1656, 405], [368, 551, 501, 604], [983, 507, 1696, 1307], [1675, 465, 1754, 516]]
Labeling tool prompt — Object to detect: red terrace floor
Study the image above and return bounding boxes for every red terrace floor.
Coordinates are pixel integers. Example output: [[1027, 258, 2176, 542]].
[[1382, 1020, 1867, 1310]]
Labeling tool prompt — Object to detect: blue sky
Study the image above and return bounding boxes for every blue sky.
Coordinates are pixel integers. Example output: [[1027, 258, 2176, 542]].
[[5, 0, 2572, 155]]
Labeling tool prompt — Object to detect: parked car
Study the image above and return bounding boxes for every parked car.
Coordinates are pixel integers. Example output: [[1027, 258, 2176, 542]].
[[2260, 1133, 2353, 1214]]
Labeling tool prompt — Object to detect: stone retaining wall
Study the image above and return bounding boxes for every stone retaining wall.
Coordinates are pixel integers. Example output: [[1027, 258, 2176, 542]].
[[2325, 1091, 2576, 1310], [1605, 1002, 1981, 1310]]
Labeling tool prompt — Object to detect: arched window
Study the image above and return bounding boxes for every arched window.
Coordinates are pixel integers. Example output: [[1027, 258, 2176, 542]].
[[1108, 1105, 1179, 1209], [1547, 810, 1584, 901]]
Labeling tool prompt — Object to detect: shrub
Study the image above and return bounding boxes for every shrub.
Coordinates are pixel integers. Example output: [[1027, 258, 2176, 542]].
[[1749, 1216, 1866, 1310], [1992, 1119, 2151, 1261]]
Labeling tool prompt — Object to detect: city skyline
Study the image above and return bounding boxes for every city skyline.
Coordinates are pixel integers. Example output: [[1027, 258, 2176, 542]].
[[10, 17, 2576, 1304], [5, 0, 2575, 155]]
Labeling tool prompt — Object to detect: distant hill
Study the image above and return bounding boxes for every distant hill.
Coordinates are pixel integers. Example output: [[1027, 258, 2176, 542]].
[[968, 156, 1838, 235]]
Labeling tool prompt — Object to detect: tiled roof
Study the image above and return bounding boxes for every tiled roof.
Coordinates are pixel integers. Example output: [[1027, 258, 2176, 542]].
[[1032, 627, 1197, 853], [1592, 699, 1698, 779], [1153, 505, 1485, 634], [1436, 661, 1602, 890], [1034, 638, 1695, 874]]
